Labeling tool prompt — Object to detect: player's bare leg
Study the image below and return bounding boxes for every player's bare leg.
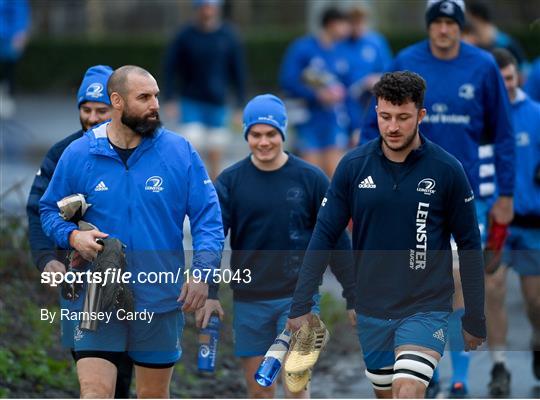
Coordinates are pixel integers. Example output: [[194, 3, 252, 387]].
[[321, 148, 344, 178], [77, 358, 117, 398], [486, 266, 508, 352], [301, 152, 324, 174], [393, 345, 440, 399], [373, 388, 393, 399], [207, 148, 222, 181], [135, 365, 173, 398]]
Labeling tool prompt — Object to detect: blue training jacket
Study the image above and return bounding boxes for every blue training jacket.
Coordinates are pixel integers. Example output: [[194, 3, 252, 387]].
[[290, 135, 486, 338], [339, 30, 393, 133], [40, 122, 224, 313], [362, 40, 515, 199], [525, 57, 540, 103], [0, 0, 30, 59], [279, 34, 350, 130], [511, 89, 540, 221]]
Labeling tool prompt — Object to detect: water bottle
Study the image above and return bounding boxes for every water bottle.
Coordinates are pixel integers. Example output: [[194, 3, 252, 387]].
[[197, 314, 220, 372], [254, 329, 292, 387]]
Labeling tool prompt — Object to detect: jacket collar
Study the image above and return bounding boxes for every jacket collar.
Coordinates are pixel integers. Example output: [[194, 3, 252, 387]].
[[512, 87, 527, 105], [86, 121, 162, 159]]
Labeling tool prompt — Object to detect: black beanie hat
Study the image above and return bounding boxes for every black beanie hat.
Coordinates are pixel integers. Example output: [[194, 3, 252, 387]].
[[425, 0, 465, 30]]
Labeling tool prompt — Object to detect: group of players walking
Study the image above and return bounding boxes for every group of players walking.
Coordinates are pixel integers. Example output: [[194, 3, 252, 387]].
[[26, 0, 540, 398]]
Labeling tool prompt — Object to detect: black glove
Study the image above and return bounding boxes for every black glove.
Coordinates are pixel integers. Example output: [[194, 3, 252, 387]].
[[93, 238, 134, 313]]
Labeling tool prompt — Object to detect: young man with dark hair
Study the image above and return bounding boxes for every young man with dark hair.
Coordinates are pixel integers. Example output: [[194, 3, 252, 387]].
[[279, 7, 351, 177], [361, 2, 514, 395], [40, 65, 224, 398], [484, 48, 540, 396], [288, 71, 486, 399], [198, 94, 356, 398]]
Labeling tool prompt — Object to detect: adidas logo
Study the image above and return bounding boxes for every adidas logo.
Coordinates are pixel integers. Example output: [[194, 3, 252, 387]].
[[433, 329, 445, 342], [94, 181, 109, 191], [358, 176, 376, 189]]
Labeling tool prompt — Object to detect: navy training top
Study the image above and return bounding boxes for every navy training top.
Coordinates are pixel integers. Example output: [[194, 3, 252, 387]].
[[291, 136, 486, 338], [214, 153, 355, 306], [163, 22, 246, 107], [26, 130, 83, 271]]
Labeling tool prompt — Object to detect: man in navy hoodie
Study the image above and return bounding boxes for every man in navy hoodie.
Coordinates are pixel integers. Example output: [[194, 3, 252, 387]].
[[40, 65, 224, 398], [288, 71, 486, 399]]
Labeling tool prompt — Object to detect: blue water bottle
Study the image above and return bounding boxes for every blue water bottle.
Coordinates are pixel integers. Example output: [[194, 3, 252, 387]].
[[197, 314, 220, 372], [254, 329, 291, 387]]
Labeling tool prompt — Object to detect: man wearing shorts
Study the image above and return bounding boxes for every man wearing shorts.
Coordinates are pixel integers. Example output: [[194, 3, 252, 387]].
[[361, 2, 514, 395], [199, 94, 356, 398], [288, 71, 486, 399], [279, 7, 351, 177], [27, 65, 136, 398], [484, 48, 540, 395], [163, 0, 246, 180], [40, 65, 224, 397]]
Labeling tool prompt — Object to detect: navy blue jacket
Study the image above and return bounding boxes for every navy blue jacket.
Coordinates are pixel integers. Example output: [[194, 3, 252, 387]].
[[214, 154, 355, 306], [163, 22, 246, 107], [290, 136, 486, 338], [26, 130, 83, 272]]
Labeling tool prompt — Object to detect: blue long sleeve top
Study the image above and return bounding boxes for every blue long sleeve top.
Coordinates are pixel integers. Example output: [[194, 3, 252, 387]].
[[509, 89, 540, 224], [525, 57, 540, 103], [362, 40, 514, 199]]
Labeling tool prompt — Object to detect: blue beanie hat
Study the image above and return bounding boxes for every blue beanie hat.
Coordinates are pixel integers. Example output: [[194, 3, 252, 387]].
[[193, 0, 222, 7], [425, 0, 465, 30], [77, 65, 113, 107], [243, 94, 287, 141]]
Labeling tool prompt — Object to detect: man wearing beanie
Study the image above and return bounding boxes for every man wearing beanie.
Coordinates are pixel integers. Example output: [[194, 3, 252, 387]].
[[361, 1, 514, 397], [197, 94, 356, 398], [26, 65, 135, 398]]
